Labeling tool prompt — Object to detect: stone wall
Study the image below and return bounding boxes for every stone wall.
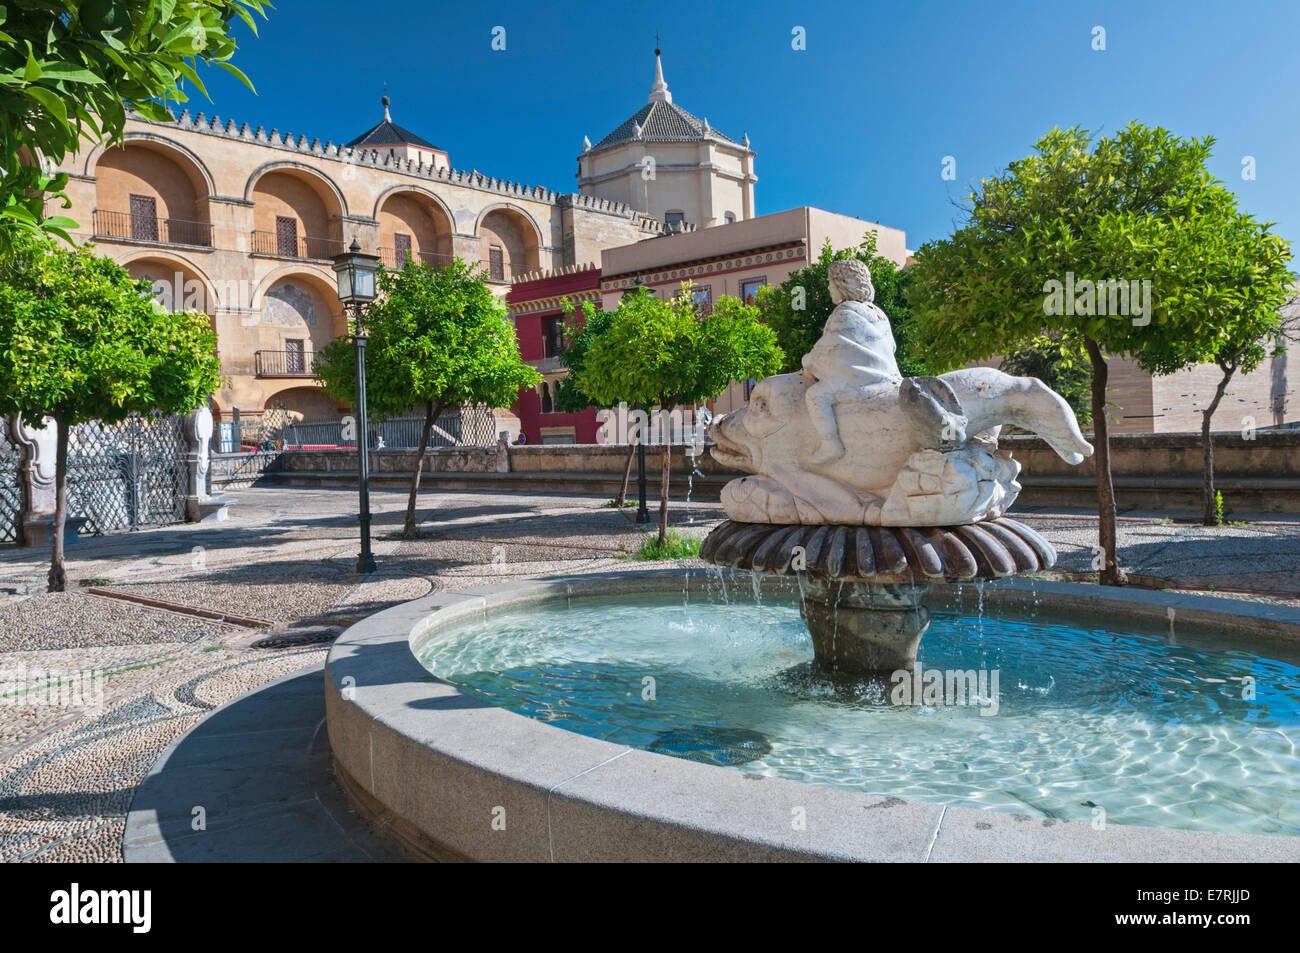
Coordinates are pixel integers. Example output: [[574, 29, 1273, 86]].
[[273, 432, 1300, 515]]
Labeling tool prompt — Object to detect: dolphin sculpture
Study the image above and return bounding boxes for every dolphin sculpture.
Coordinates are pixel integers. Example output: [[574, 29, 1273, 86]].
[[708, 260, 1093, 527]]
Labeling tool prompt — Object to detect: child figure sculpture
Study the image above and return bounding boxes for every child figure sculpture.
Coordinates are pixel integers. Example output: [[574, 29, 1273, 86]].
[[802, 259, 903, 465]]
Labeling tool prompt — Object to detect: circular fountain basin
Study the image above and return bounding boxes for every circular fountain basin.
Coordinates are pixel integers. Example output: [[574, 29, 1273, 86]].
[[325, 569, 1300, 862]]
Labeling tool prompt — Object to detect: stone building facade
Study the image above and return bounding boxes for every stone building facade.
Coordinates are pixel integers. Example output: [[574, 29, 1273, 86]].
[[48, 98, 671, 423]]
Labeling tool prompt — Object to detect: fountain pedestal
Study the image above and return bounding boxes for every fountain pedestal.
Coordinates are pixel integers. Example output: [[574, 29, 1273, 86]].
[[800, 579, 929, 674], [700, 519, 1057, 675]]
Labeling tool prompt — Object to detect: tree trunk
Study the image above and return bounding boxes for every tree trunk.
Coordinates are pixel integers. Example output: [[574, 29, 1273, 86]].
[[615, 443, 635, 506], [1201, 365, 1235, 526], [1082, 337, 1125, 586], [658, 405, 673, 546], [403, 400, 444, 540], [47, 417, 69, 593]]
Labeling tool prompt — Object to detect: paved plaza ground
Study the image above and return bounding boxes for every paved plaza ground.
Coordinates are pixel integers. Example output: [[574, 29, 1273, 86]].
[[1, 485, 1298, 861]]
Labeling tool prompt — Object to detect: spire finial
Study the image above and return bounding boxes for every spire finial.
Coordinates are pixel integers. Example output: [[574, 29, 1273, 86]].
[[382, 85, 391, 123], [649, 41, 672, 104]]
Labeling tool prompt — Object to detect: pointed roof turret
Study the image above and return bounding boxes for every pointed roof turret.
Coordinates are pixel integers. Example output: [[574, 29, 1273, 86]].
[[649, 47, 672, 104], [345, 94, 440, 151], [587, 48, 743, 153]]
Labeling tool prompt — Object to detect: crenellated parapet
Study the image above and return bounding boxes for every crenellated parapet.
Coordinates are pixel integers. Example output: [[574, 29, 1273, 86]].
[[139, 109, 675, 228]]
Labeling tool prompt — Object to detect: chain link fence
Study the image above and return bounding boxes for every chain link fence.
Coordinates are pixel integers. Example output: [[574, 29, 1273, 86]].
[[0, 426, 21, 544], [67, 413, 187, 536]]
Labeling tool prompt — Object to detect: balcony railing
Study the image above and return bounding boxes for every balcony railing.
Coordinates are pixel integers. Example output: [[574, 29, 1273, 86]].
[[93, 209, 213, 247], [481, 259, 535, 284], [379, 247, 455, 270], [254, 349, 315, 378], [250, 230, 344, 261]]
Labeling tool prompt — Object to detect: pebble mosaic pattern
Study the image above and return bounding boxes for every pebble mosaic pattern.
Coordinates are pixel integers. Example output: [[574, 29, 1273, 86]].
[[0, 485, 1296, 861]]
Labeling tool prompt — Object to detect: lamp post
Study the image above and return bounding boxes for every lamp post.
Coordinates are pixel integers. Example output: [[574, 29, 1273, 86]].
[[332, 239, 380, 573]]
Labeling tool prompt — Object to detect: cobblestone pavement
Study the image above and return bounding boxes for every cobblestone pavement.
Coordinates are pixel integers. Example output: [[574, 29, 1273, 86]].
[[0, 484, 1297, 861]]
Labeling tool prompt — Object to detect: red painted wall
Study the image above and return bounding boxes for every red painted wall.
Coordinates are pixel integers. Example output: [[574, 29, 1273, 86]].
[[508, 269, 603, 445]]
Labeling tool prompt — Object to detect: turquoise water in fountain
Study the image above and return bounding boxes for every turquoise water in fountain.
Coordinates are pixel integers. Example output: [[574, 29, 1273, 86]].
[[415, 590, 1300, 836]]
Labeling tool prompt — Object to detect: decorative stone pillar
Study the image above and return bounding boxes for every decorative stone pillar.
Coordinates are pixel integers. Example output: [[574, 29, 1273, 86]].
[[182, 404, 213, 521], [183, 403, 233, 522], [495, 431, 511, 473], [7, 414, 58, 547]]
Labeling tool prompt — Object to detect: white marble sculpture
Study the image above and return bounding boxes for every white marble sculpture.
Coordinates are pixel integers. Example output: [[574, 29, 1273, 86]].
[[709, 259, 1094, 526]]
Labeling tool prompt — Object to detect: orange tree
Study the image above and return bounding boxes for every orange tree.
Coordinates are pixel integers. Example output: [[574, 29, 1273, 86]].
[[909, 122, 1291, 583], [574, 285, 783, 545], [0, 234, 219, 590], [315, 257, 539, 539]]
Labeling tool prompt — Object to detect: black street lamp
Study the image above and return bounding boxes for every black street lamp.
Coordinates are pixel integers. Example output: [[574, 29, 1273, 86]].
[[332, 238, 380, 573]]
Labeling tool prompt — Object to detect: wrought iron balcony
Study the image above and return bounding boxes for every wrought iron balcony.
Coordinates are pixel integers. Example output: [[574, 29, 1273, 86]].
[[378, 247, 455, 269], [254, 349, 315, 378], [481, 258, 534, 284], [93, 209, 213, 247], [250, 230, 344, 262]]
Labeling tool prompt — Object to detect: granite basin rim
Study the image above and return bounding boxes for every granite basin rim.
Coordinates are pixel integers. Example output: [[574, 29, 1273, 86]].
[[324, 567, 1300, 862]]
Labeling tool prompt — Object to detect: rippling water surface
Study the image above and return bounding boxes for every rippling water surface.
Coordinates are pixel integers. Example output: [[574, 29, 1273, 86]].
[[415, 590, 1300, 836]]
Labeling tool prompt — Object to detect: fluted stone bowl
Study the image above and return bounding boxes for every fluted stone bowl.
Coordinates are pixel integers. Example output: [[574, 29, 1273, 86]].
[[700, 516, 1056, 585]]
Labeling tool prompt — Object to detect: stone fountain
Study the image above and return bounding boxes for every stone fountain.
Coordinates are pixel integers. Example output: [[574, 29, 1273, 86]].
[[701, 259, 1094, 674]]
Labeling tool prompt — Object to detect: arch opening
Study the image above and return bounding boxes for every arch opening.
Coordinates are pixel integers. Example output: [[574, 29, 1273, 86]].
[[250, 167, 345, 261], [93, 143, 212, 246], [478, 206, 542, 284], [378, 190, 455, 270]]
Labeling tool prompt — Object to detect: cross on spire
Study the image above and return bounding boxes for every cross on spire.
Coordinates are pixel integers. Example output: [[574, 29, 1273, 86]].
[[649, 41, 672, 104]]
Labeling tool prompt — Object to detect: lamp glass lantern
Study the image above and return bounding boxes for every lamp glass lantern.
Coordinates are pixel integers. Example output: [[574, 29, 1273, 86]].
[[332, 239, 380, 306]]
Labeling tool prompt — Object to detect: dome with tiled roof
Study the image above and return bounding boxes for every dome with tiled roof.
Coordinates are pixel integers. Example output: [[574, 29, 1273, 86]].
[[587, 50, 740, 153]]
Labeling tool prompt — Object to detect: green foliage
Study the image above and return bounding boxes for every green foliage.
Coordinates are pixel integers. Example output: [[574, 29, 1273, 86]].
[[634, 530, 701, 560], [999, 333, 1093, 423], [756, 233, 925, 376], [0, 233, 220, 424], [1215, 490, 1225, 526], [602, 497, 636, 508], [313, 256, 540, 420], [553, 298, 613, 414], [575, 285, 784, 412], [0, 0, 270, 245], [907, 121, 1293, 585], [908, 122, 1293, 376]]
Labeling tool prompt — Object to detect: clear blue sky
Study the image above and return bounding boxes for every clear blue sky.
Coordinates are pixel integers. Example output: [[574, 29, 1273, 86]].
[[190, 0, 1300, 252]]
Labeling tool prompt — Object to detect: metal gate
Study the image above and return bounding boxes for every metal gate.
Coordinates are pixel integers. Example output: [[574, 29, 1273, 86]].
[[67, 413, 187, 536], [0, 426, 21, 544]]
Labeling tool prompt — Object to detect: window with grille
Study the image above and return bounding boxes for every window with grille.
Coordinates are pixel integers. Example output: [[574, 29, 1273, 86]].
[[276, 216, 299, 258], [489, 245, 504, 281], [395, 232, 412, 264], [285, 339, 305, 374], [542, 315, 565, 357], [130, 194, 158, 241]]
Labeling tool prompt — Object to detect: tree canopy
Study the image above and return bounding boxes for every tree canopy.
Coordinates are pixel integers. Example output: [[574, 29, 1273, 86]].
[[907, 121, 1293, 583], [314, 256, 540, 537], [0, 0, 269, 245], [573, 284, 783, 543], [0, 234, 219, 425], [577, 285, 783, 411], [553, 298, 612, 415], [0, 233, 220, 589]]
